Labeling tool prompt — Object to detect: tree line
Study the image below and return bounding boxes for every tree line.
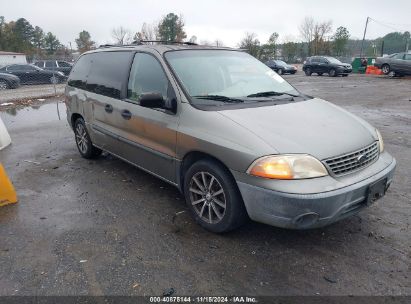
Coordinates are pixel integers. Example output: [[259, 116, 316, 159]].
[[0, 14, 409, 63]]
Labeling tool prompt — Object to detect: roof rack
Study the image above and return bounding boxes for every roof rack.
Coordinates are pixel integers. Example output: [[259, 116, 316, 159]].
[[98, 40, 198, 49], [134, 40, 198, 46]]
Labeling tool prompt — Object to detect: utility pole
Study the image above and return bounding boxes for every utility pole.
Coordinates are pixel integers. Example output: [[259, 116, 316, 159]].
[[360, 16, 369, 58]]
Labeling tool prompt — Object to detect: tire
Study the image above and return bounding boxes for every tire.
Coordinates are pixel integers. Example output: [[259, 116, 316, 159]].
[[183, 159, 248, 233], [381, 64, 390, 75], [74, 118, 102, 159], [277, 68, 283, 75], [329, 69, 337, 77], [50, 75, 58, 84], [318, 73, 323, 76], [305, 68, 312, 76], [0, 80, 9, 90]]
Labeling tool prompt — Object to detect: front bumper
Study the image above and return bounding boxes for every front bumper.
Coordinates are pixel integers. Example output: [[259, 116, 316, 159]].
[[337, 68, 352, 74], [235, 155, 396, 229]]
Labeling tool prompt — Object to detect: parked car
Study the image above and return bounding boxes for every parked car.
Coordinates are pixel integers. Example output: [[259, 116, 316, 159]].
[[374, 52, 411, 76], [0, 72, 20, 90], [303, 56, 352, 77], [34, 60, 73, 76], [66, 44, 395, 233], [265, 60, 297, 75], [0, 64, 66, 84]]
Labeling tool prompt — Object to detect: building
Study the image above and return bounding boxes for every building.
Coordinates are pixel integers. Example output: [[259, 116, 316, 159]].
[[0, 51, 27, 67]]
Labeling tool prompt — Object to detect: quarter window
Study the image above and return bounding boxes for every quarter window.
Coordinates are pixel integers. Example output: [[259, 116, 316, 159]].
[[68, 55, 92, 89], [127, 53, 169, 101]]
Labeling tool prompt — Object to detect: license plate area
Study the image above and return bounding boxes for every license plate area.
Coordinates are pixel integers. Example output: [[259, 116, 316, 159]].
[[366, 178, 387, 205]]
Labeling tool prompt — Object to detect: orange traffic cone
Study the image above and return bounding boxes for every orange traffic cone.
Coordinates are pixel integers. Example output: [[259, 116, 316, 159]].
[[0, 163, 18, 207]]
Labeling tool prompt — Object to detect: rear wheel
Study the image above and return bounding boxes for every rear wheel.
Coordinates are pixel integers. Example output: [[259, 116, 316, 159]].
[[381, 64, 390, 75], [305, 68, 312, 76], [0, 80, 9, 90], [329, 69, 337, 77], [50, 75, 58, 84], [184, 159, 248, 233], [74, 118, 102, 159]]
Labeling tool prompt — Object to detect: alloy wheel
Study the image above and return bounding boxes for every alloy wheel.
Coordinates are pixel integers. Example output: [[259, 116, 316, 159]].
[[189, 171, 226, 224], [382, 65, 390, 75], [0, 80, 8, 90], [75, 123, 89, 154]]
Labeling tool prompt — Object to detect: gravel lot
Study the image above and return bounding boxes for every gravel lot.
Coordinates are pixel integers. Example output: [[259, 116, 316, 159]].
[[0, 84, 65, 103], [0, 74, 410, 296]]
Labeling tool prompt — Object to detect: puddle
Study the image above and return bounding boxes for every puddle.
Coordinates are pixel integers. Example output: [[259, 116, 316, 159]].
[[0, 102, 66, 129]]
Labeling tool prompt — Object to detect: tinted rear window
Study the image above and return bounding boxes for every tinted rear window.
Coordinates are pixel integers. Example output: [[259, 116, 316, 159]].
[[68, 55, 92, 89], [86, 51, 133, 99]]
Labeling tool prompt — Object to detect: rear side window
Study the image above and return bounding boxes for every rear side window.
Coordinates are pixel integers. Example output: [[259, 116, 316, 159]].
[[34, 61, 44, 68], [87, 51, 133, 99], [58, 61, 71, 67], [68, 55, 92, 89], [127, 53, 169, 101], [45, 61, 57, 68], [311, 57, 319, 63]]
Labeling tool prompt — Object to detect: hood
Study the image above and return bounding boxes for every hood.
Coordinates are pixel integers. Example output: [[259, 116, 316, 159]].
[[218, 98, 377, 160]]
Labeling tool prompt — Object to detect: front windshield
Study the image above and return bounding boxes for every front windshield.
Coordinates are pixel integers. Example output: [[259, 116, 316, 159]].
[[275, 60, 287, 66], [325, 57, 342, 64], [165, 50, 298, 102]]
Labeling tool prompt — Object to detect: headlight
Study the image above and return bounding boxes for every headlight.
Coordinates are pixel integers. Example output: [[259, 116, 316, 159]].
[[247, 154, 328, 179], [376, 129, 384, 153]]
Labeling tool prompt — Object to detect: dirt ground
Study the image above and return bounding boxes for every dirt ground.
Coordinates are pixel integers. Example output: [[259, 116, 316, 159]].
[[0, 74, 410, 296]]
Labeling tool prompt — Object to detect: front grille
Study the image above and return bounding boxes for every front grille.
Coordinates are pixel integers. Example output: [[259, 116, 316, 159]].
[[324, 142, 379, 176]]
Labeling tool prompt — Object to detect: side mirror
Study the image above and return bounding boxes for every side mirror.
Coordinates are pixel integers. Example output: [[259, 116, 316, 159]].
[[139, 93, 164, 109]]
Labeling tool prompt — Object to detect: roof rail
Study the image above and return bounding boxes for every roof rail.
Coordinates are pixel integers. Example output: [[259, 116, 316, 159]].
[[98, 40, 198, 49], [135, 40, 198, 46]]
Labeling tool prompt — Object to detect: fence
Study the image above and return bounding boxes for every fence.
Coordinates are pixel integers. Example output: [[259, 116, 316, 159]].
[[0, 57, 70, 107]]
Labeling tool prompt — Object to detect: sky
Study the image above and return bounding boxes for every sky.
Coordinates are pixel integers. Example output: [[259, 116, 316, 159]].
[[1, 0, 411, 48]]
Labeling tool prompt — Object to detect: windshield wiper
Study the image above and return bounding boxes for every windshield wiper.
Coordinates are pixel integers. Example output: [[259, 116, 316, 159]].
[[193, 95, 244, 103], [247, 91, 299, 98]]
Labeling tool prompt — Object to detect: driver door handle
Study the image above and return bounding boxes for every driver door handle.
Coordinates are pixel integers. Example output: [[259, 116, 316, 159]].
[[104, 104, 113, 113], [121, 109, 132, 120]]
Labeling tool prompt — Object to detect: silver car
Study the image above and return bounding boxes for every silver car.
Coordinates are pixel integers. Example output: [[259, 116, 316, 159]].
[[65, 44, 396, 233]]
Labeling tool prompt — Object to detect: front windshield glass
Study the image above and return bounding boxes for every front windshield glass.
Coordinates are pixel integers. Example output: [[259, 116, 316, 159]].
[[165, 50, 298, 102], [325, 57, 342, 64], [275, 60, 287, 66]]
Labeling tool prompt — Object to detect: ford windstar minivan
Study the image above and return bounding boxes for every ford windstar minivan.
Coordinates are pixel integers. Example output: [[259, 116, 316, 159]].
[[65, 42, 396, 233]]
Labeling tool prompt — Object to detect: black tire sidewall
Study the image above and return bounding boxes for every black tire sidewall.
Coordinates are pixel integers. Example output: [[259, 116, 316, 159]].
[[183, 159, 247, 233]]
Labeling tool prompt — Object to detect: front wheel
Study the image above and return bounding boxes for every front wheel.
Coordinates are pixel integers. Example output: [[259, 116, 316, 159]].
[[329, 69, 337, 77], [277, 68, 283, 75], [0, 80, 9, 90], [74, 118, 102, 159], [184, 159, 248, 233]]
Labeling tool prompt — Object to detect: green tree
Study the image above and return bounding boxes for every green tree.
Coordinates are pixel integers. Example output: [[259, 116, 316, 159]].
[[259, 32, 279, 61], [75, 30, 95, 53], [282, 42, 298, 62], [32, 26, 45, 54], [157, 13, 186, 42], [239, 32, 260, 58], [44, 32, 60, 55], [332, 26, 350, 56]]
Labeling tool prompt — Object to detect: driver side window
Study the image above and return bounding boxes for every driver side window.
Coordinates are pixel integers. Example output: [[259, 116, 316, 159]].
[[127, 53, 169, 102]]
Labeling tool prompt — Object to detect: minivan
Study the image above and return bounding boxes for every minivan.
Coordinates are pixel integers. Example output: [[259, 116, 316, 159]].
[[65, 43, 396, 233]]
